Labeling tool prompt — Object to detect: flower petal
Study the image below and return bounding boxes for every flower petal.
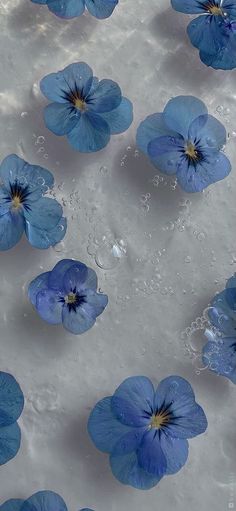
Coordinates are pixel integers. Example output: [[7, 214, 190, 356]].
[[67, 112, 110, 152], [203, 336, 236, 383], [0, 422, 21, 465], [0, 212, 24, 251], [28, 272, 50, 307], [222, 0, 236, 17], [43, 103, 80, 136], [40, 62, 93, 103], [0, 155, 54, 193], [159, 431, 189, 475], [82, 289, 108, 317], [86, 79, 121, 113], [171, 0, 208, 13], [188, 114, 226, 149], [110, 450, 162, 489], [0, 500, 23, 511], [208, 291, 236, 336], [136, 113, 177, 156], [187, 15, 228, 55], [148, 135, 184, 174], [0, 372, 24, 426], [62, 305, 96, 334], [111, 376, 155, 427], [80, 268, 98, 290], [47, 0, 85, 18], [63, 262, 89, 293], [49, 259, 78, 290], [0, 187, 11, 216], [100, 97, 133, 134], [21, 492, 67, 511], [112, 427, 146, 456], [163, 96, 208, 139], [176, 151, 231, 193], [36, 289, 63, 324], [85, 0, 118, 19], [200, 34, 236, 70], [137, 429, 167, 476], [25, 216, 67, 250], [24, 197, 63, 230], [88, 396, 133, 453]]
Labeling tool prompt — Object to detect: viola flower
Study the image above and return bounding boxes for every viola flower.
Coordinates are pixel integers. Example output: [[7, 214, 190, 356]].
[[208, 274, 236, 335], [28, 259, 108, 335], [0, 371, 24, 465], [0, 154, 66, 251], [202, 330, 236, 383], [171, 0, 236, 69], [136, 96, 231, 193], [0, 491, 68, 511], [31, 0, 118, 20], [40, 62, 133, 153], [88, 375, 207, 489]]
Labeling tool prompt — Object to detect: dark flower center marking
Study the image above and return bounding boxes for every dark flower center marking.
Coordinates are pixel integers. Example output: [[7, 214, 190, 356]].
[[59, 287, 86, 313], [205, 2, 223, 15], [61, 78, 87, 112], [150, 410, 171, 429], [1, 180, 32, 212], [185, 141, 201, 162]]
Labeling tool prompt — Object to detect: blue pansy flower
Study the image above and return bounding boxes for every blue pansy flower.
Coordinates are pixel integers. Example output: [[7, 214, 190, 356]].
[[0, 491, 68, 511], [136, 96, 231, 193], [171, 0, 236, 69], [31, 0, 118, 19], [0, 371, 24, 465], [208, 274, 236, 335], [40, 62, 133, 153], [88, 375, 207, 490], [28, 259, 108, 334], [202, 330, 236, 383], [0, 155, 66, 251]]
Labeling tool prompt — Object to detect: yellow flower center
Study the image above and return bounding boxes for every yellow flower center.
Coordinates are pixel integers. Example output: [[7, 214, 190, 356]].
[[150, 411, 171, 429], [207, 3, 222, 15], [185, 141, 199, 160], [65, 292, 77, 304], [12, 195, 22, 209], [74, 97, 87, 111]]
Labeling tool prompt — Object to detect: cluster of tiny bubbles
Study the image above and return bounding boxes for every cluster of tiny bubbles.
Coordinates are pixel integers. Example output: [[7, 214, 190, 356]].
[[162, 199, 192, 233], [140, 192, 151, 213], [32, 134, 48, 159], [215, 105, 231, 124], [131, 248, 175, 298]]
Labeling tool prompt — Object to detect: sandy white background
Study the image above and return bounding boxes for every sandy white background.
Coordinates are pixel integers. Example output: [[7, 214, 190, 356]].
[[0, 0, 236, 509]]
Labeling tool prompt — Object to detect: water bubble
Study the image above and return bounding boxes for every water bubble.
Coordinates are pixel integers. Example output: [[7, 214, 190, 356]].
[[21, 111, 28, 118], [100, 166, 108, 175], [95, 242, 121, 270], [184, 256, 191, 263]]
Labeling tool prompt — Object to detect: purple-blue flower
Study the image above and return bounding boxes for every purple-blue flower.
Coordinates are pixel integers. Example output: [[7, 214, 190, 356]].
[[88, 375, 207, 489], [28, 259, 108, 335], [31, 0, 118, 19], [0, 371, 24, 465], [208, 274, 236, 336], [171, 0, 236, 69], [40, 62, 133, 153], [0, 491, 67, 511], [136, 96, 231, 193], [0, 155, 66, 251], [202, 330, 236, 383]]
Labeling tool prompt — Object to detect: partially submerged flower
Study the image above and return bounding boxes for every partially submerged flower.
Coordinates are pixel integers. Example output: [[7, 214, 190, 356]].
[[40, 62, 133, 152], [88, 375, 207, 489], [31, 0, 118, 19], [208, 274, 236, 335], [28, 259, 108, 334], [171, 0, 236, 69], [0, 371, 24, 465], [202, 330, 236, 383], [136, 96, 231, 192], [0, 154, 66, 250]]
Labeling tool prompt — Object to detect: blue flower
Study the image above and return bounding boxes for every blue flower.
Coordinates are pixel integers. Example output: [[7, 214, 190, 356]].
[[31, 0, 118, 19], [136, 96, 231, 193], [171, 0, 236, 69], [202, 330, 236, 383], [0, 491, 68, 511], [208, 274, 236, 335], [28, 259, 108, 334], [0, 155, 67, 251], [0, 371, 24, 465], [40, 62, 133, 153], [88, 375, 207, 489]]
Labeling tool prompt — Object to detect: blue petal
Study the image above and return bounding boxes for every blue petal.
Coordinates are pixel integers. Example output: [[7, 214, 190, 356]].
[[188, 114, 226, 149], [86, 79, 121, 113], [137, 429, 167, 476], [44, 103, 80, 136], [21, 492, 67, 511], [36, 289, 63, 324], [227, 275, 236, 289], [225, 287, 236, 310], [0, 372, 24, 426], [187, 15, 228, 55], [100, 97, 133, 134], [200, 36, 236, 70], [63, 262, 89, 293], [24, 197, 63, 230], [61, 305, 96, 334], [110, 450, 162, 489], [163, 96, 208, 139], [48, 259, 78, 290], [0, 212, 24, 251], [82, 289, 108, 317], [171, 0, 208, 13], [209, 290, 236, 335], [81, 267, 98, 290], [203, 337, 236, 383], [0, 187, 11, 216], [147, 135, 184, 175], [159, 431, 189, 475], [28, 272, 50, 307], [47, 0, 85, 18], [111, 376, 154, 427], [154, 376, 207, 439], [40, 62, 93, 103], [0, 500, 23, 511], [0, 422, 21, 465], [0, 155, 54, 194], [25, 216, 67, 250], [176, 151, 231, 193], [88, 396, 133, 453], [136, 113, 177, 156], [85, 0, 118, 19], [67, 112, 110, 152], [222, 0, 236, 17], [112, 427, 146, 456]]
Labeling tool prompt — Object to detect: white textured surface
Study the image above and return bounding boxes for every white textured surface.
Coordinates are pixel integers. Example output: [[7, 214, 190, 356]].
[[0, 0, 236, 509]]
